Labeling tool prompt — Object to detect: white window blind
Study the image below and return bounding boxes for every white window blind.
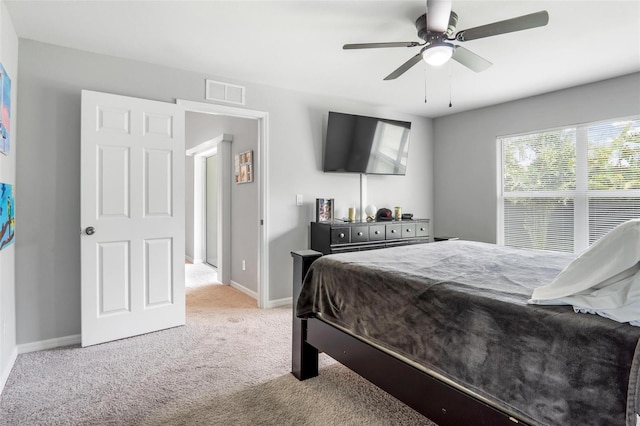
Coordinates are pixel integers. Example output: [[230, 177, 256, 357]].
[[498, 117, 640, 253]]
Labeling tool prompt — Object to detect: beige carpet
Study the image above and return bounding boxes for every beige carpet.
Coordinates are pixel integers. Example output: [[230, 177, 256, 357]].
[[0, 284, 436, 425]]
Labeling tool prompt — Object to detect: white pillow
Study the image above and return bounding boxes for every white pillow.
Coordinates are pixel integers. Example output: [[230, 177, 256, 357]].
[[530, 218, 640, 302]]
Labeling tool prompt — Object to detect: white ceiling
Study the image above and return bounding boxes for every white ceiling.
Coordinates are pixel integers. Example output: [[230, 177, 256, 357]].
[[5, 0, 640, 118]]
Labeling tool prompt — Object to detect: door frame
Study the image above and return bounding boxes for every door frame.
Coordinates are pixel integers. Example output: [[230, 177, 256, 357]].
[[178, 100, 269, 309]]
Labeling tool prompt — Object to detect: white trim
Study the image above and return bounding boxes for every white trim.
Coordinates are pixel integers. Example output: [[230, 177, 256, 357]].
[[186, 134, 230, 156], [177, 100, 270, 309], [264, 297, 292, 309], [186, 255, 204, 264], [230, 280, 258, 301], [0, 346, 17, 395], [217, 140, 233, 285], [17, 334, 81, 354], [496, 138, 504, 245]]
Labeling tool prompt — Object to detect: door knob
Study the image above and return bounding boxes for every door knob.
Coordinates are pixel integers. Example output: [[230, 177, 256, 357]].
[[85, 226, 96, 235]]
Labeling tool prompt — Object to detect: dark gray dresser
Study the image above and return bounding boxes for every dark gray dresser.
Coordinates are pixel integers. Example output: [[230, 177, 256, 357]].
[[310, 219, 430, 254]]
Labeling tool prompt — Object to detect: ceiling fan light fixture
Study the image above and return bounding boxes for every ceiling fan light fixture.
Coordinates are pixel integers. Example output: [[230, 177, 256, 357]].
[[422, 42, 454, 66]]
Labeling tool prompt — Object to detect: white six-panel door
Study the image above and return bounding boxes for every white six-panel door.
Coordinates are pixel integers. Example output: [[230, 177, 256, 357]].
[[81, 90, 185, 347]]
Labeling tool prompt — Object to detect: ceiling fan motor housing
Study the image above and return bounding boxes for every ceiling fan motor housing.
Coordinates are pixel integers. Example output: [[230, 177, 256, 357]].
[[415, 11, 458, 41]]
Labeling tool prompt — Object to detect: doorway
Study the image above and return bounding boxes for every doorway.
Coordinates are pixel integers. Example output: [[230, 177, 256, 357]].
[[185, 144, 220, 290], [179, 100, 269, 309], [186, 134, 231, 286]]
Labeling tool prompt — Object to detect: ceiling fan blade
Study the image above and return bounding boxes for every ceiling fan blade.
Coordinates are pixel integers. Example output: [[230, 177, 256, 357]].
[[384, 53, 423, 80], [343, 42, 420, 50], [452, 46, 492, 72], [426, 0, 453, 33], [456, 10, 549, 41]]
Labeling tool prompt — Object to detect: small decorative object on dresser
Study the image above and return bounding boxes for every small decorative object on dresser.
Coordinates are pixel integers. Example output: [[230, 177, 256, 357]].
[[315, 198, 334, 223], [375, 208, 393, 221], [348, 206, 356, 222], [365, 204, 377, 221], [394, 206, 402, 220]]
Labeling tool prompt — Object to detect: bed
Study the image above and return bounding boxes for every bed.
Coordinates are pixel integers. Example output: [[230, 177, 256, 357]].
[[291, 240, 640, 426]]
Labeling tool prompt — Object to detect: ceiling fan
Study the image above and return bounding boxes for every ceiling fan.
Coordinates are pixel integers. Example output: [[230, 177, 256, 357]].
[[344, 0, 549, 80]]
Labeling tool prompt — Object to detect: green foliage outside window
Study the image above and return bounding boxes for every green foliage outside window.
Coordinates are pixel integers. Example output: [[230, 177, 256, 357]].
[[588, 122, 640, 190]]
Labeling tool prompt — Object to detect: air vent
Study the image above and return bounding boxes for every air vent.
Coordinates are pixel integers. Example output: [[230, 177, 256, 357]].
[[205, 79, 245, 105]]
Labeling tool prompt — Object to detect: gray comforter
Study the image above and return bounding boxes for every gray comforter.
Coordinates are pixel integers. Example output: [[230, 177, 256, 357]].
[[296, 241, 640, 426]]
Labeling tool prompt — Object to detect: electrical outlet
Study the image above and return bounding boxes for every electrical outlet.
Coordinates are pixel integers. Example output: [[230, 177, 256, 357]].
[[242, 260, 246, 271]]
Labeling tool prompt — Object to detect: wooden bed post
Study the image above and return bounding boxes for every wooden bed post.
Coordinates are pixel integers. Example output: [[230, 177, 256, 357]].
[[291, 250, 323, 380]]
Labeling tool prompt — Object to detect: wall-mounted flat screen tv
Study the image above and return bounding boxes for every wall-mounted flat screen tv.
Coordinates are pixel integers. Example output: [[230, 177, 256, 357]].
[[323, 111, 411, 175]]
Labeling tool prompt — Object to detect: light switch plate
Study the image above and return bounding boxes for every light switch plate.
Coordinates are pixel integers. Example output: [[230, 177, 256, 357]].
[[296, 194, 303, 206]]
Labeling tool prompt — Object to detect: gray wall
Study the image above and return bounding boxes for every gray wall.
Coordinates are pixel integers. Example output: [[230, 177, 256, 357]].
[[15, 39, 433, 344], [185, 112, 259, 293], [0, 1, 17, 389], [432, 72, 640, 243]]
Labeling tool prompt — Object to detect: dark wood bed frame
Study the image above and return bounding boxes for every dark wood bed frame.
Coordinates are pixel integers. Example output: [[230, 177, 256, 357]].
[[291, 250, 528, 426]]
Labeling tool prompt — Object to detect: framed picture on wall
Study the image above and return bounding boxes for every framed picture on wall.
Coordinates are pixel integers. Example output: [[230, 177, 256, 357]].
[[0, 62, 11, 156], [0, 182, 15, 250], [235, 150, 253, 184], [315, 198, 334, 222]]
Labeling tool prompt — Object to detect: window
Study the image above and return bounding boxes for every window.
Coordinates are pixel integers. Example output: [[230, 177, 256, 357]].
[[498, 117, 640, 253]]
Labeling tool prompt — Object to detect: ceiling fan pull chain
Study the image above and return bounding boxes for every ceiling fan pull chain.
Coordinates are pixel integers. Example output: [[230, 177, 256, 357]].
[[448, 61, 453, 108], [424, 67, 428, 103]]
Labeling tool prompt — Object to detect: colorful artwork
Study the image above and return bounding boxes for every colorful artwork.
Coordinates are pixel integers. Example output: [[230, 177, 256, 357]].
[[0, 62, 10, 155], [0, 183, 14, 250]]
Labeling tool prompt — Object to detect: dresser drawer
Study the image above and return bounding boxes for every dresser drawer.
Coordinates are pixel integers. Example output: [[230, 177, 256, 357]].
[[352, 226, 369, 243], [386, 224, 402, 240], [331, 227, 351, 244], [369, 225, 385, 241], [401, 223, 416, 238], [416, 222, 429, 237]]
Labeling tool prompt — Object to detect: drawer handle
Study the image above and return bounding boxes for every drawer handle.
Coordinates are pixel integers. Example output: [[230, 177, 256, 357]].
[[375, 230, 380, 235], [357, 232, 363, 236], [420, 227, 425, 231], [406, 228, 412, 232], [391, 229, 396, 233], [339, 233, 345, 238]]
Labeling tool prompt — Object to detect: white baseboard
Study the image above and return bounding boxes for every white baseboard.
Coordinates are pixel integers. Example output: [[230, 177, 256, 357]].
[[228, 281, 291, 309], [17, 334, 81, 354], [185, 255, 204, 264], [264, 297, 292, 309], [230, 280, 258, 300]]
